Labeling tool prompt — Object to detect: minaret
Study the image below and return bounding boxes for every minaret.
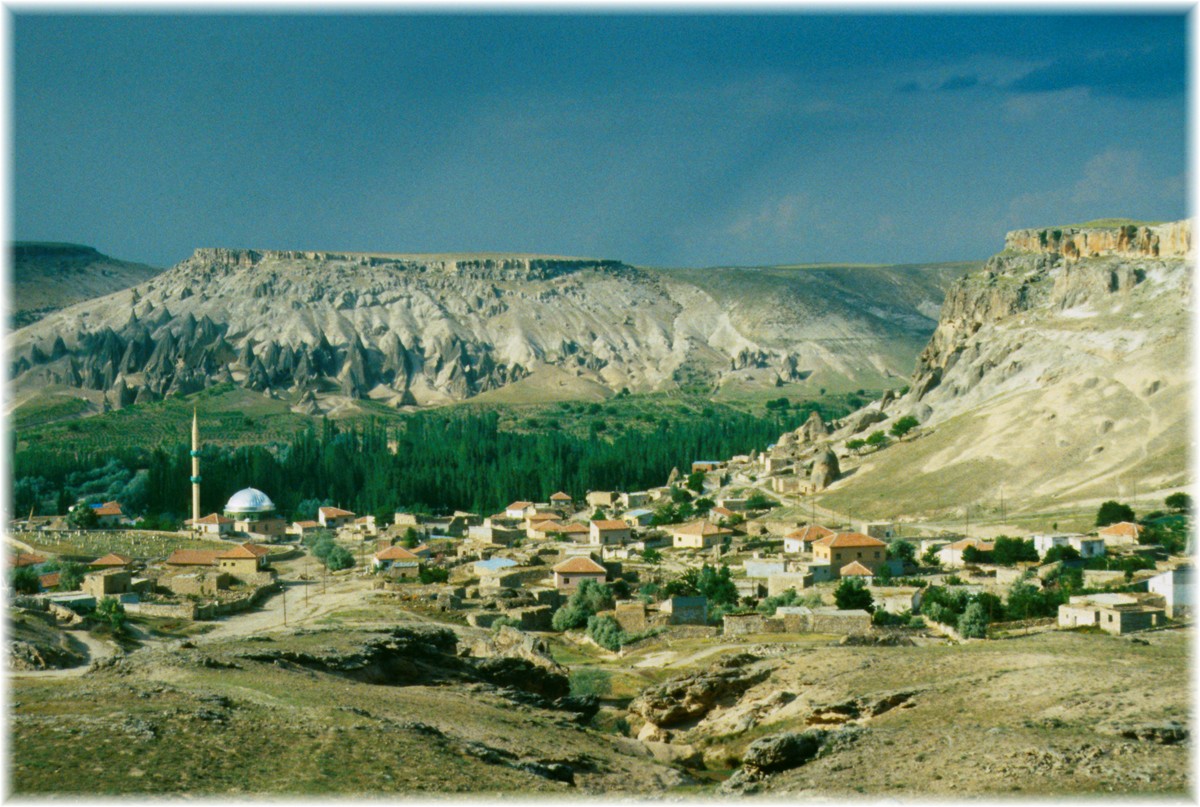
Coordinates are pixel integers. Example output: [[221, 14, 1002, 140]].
[[190, 409, 201, 525]]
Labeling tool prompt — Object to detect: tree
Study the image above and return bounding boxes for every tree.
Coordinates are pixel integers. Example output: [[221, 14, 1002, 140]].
[[1042, 544, 1080, 564], [887, 539, 916, 564], [94, 597, 128, 636], [991, 537, 1039, 565], [834, 577, 874, 612], [1096, 500, 1135, 527], [890, 416, 919, 439], [961, 545, 984, 564], [403, 527, 420, 549], [865, 431, 889, 448], [669, 486, 693, 504], [9, 567, 40, 595], [640, 548, 662, 564], [846, 439, 867, 452], [552, 579, 615, 631], [57, 561, 87, 591], [418, 567, 449, 584], [694, 497, 714, 516], [67, 505, 99, 530], [696, 564, 738, 606], [591, 508, 607, 521], [745, 491, 779, 511], [686, 471, 707, 493], [921, 545, 942, 567], [957, 602, 989, 639], [1165, 492, 1192, 512], [587, 614, 626, 651], [325, 545, 355, 571]]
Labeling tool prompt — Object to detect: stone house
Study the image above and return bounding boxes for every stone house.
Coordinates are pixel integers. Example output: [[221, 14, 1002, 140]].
[[505, 501, 535, 519], [374, 545, 421, 571], [89, 553, 133, 570], [661, 595, 708, 625], [165, 549, 223, 569], [586, 491, 617, 509], [288, 520, 323, 538], [623, 509, 655, 528], [549, 491, 574, 509], [812, 532, 888, 574], [859, 521, 896, 540], [619, 491, 650, 510], [318, 506, 356, 530], [217, 543, 271, 578], [189, 513, 235, 536], [671, 521, 732, 549], [1058, 593, 1166, 635], [589, 520, 631, 546], [92, 501, 126, 527], [552, 556, 608, 591], [839, 560, 875, 582], [1097, 521, 1142, 546], [82, 569, 131, 598], [783, 524, 833, 554]]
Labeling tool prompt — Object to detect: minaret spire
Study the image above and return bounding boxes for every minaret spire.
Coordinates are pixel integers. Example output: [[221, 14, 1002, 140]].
[[190, 408, 201, 526]]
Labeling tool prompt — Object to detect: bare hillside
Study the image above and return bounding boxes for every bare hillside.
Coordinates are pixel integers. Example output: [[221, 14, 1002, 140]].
[[9, 242, 161, 328]]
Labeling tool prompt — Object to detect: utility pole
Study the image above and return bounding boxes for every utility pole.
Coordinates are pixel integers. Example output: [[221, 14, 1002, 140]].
[[282, 582, 287, 627]]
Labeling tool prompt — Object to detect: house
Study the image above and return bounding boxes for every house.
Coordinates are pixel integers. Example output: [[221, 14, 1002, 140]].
[[318, 506, 356, 530], [82, 569, 132, 598], [217, 543, 271, 577], [812, 532, 888, 574], [711, 506, 738, 522], [552, 556, 608, 591], [586, 491, 617, 509], [89, 553, 133, 570], [352, 515, 379, 537], [374, 545, 421, 572], [467, 519, 525, 547], [1097, 521, 1142, 546], [505, 501, 535, 519], [288, 520, 323, 538], [660, 595, 708, 625], [717, 496, 749, 511], [1147, 567, 1192, 617], [692, 460, 724, 473], [624, 509, 655, 528], [525, 512, 561, 530], [590, 520, 632, 546], [188, 513, 235, 536], [527, 520, 564, 540], [10, 553, 47, 569], [619, 491, 650, 510], [165, 549, 223, 568], [548, 522, 590, 543], [858, 521, 895, 540], [672, 521, 733, 549], [91, 501, 125, 527], [549, 491, 574, 508], [1033, 533, 1075, 557], [1070, 536, 1106, 559], [1058, 593, 1166, 635], [937, 538, 996, 568], [783, 524, 833, 554]]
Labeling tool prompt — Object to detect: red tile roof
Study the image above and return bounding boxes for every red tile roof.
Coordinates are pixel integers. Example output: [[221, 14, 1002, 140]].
[[711, 506, 736, 518], [553, 556, 607, 574], [11, 553, 46, 568], [218, 544, 262, 560], [166, 549, 222, 566], [94, 501, 123, 517], [840, 561, 874, 576], [375, 545, 420, 561], [507, 501, 534, 511], [319, 506, 356, 519], [190, 513, 233, 525], [89, 553, 133, 568], [591, 520, 629, 531], [555, 523, 589, 534], [818, 532, 887, 549], [293, 520, 321, 529], [945, 538, 995, 552], [1099, 522, 1141, 538], [39, 572, 60, 590], [786, 524, 834, 541], [550, 492, 573, 501]]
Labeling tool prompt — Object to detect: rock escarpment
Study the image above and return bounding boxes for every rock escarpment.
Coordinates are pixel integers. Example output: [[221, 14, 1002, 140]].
[[8, 248, 967, 412]]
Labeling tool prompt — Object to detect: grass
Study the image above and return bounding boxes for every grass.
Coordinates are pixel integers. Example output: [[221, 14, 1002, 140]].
[[16, 530, 230, 561], [11, 394, 91, 430]]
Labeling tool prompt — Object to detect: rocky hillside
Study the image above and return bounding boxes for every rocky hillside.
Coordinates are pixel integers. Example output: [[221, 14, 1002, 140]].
[[6, 249, 971, 414], [10, 242, 161, 328], [808, 219, 1192, 516]]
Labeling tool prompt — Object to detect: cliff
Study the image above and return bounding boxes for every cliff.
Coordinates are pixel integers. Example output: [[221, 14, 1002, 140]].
[[1003, 219, 1191, 260]]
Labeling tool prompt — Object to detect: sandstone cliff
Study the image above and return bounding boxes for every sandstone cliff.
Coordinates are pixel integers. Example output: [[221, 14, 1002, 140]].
[[7, 248, 969, 413], [810, 219, 1192, 516]]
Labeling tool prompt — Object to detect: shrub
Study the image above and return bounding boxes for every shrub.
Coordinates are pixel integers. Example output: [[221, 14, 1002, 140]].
[[1043, 544, 1080, 564], [57, 561, 87, 591], [846, 439, 866, 451], [834, 577, 874, 612], [95, 597, 128, 636], [552, 579, 614, 631], [865, 431, 889, 448], [745, 492, 779, 510], [890, 416, 919, 438], [686, 471, 707, 493], [418, 567, 449, 584], [991, 537, 1039, 565], [491, 616, 521, 631], [586, 614, 625, 651], [10, 567, 40, 595], [957, 602, 989, 638], [325, 546, 354, 571], [640, 548, 662, 564], [887, 539, 916, 564]]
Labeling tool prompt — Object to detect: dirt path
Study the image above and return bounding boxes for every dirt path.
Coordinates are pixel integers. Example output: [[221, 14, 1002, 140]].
[[9, 629, 118, 679]]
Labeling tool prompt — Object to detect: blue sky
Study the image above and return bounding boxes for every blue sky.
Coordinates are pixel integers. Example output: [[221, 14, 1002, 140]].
[[11, 12, 1189, 268]]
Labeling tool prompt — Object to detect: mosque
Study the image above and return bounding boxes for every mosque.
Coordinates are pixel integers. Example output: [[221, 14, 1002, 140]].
[[186, 410, 287, 540]]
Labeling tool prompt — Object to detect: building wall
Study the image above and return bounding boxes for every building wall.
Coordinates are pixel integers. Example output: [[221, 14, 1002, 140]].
[[554, 571, 606, 591], [662, 596, 707, 625], [219, 557, 260, 578], [81, 570, 131, 598]]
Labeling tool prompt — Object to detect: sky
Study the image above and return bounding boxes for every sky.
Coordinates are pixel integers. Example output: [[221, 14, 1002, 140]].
[[9, 11, 1190, 268]]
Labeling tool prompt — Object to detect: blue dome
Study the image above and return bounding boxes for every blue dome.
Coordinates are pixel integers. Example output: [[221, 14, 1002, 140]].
[[224, 487, 275, 514]]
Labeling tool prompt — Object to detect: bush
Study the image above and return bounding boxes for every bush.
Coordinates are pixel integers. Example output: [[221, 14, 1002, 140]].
[[686, 471, 707, 493], [325, 545, 354, 571], [640, 548, 662, 564], [757, 588, 822, 615], [586, 614, 625, 651], [1096, 500, 1135, 527], [491, 616, 521, 631], [846, 438, 866, 451], [745, 492, 779, 510], [957, 602, 989, 638], [865, 431, 889, 448], [890, 416, 919, 438], [991, 537, 1039, 565], [1043, 544, 1080, 564], [10, 567, 40, 595], [95, 597, 128, 636], [834, 577, 874, 612], [887, 539, 916, 564], [418, 567, 449, 584], [57, 561, 87, 591], [552, 579, 615, 631]]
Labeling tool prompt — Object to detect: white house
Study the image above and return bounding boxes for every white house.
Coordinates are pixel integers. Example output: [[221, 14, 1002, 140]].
[[783, 524, 833, 554], [1147, 567, 1192, 617]]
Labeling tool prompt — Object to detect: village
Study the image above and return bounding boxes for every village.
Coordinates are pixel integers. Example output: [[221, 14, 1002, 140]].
[[7, 410, 1192, 672]]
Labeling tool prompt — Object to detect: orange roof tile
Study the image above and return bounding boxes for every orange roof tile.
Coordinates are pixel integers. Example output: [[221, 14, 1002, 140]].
[[11, 553, 46, 568], [550, 492, 573, 501], [39, 572, 60, 589], [786, 524, 834, 541], [507, 501, 534, 510], [555, 523, 589, 534], [591, 520, 630, 531], [319, 506, 356, 518], [824, 532, 888, 548], [375, 545, 420, 561], [1099, 522, 1141, 538], [94, 501, 123, 517], [840, 561, 874, 576], [553, 556, 607, 574], [166, 549, 222, 566], [191, 513, 233, 525], [945, 538, 995, 552], [218, 545, 262, 560], [293, 520, 321, 529]]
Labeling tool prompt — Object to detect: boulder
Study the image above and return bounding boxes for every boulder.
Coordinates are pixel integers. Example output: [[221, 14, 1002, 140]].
[[845, 408, 887, 435], [642, 741, 705, 768], [810, 448, 840, 491], [628, 653, 769, 727], [741, 729, 827, 775]]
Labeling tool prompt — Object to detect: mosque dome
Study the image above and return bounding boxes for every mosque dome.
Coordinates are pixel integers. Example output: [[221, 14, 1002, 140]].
[[224, 487, 276, 515]]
